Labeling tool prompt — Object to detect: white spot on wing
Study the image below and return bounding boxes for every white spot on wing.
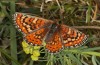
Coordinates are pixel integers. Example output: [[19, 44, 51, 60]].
[[72, 39, 75, 41], [32, 18, 38, 23], [67, 28, 71, 34], [64, 40, 68, 43], [68, 38, 71, 41]]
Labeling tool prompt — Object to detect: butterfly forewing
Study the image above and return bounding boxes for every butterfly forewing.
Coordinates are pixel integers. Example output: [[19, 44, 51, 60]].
[[14, 12, 53, 35]]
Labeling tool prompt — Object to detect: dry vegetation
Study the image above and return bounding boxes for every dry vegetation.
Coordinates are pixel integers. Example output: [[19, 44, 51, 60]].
[[0, 0, 100, 65]]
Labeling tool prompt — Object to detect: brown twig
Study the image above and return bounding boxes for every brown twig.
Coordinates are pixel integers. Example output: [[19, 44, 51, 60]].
[[91, 4, 98, 22], [72, 26, 100, 30]]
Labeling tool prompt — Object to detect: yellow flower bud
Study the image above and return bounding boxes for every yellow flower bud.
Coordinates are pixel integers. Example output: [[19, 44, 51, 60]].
[[34, 46, 40, 50], [32, 50, 40, 57], [29, 47, 34, 54], [22, 41, 29, 48], [22, 41, 41, 60], [31, 55, 39, 61], [23, 47, 30, 54]]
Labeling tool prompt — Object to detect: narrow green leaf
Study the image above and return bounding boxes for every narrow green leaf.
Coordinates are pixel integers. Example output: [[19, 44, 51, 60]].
[[81, 58, 88, 65], [84, 47, 100, 51], [64, 56, 72, 65], [58, 54, 64, 65], [68, 53, 82, 65], [10, 24, 18, 65], [86, 2, 92, 23], [64, 49, 100, 57], [29, 60, 34, 65], [0, 48, 21, 65], [9, 1, 17, 65], [82, 52, 100, 56], [95, 57, 100, 65], [92, 56, 97, 65]]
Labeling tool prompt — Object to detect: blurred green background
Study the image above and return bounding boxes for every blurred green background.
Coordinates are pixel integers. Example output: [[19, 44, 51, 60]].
[[0, 0, 100, 65]]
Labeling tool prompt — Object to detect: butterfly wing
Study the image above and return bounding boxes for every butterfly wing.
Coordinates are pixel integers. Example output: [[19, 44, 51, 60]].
[[60, 25, 87, 48], [24, 27, 50, 45], [14, 12, 52, 35], [14, 12, 53, 46], [45, 31, 63, 53], [14, 12, 87, 52]]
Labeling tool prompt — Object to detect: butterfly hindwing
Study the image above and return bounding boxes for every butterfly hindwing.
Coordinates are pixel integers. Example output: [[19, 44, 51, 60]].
[[24, 27, 49, 45], [45, 31, 63, 53]]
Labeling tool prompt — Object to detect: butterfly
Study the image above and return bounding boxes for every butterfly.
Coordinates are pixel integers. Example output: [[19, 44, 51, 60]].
[[14, 12, 87, 53]]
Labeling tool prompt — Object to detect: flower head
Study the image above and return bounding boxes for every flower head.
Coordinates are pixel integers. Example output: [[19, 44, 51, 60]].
[[22, 40, 29, 48], [22, 41, 41, 61], [32, 50, 40, 56], [31, 55, 39, 61]]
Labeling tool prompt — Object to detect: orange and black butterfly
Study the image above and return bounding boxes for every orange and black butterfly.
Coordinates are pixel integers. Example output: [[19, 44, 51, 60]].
[[14, 12, 87, 53]]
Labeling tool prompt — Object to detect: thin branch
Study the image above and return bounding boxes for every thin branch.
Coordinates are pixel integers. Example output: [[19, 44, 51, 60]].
[[91, 4, 98, 22], [72, 26, 100, 30]]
